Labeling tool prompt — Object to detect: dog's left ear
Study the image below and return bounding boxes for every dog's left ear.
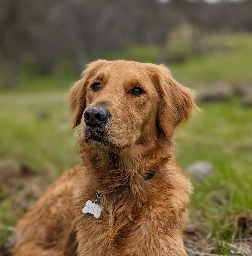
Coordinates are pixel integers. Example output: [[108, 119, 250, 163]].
[[146, 64, 198, 140], [69, 60, 107, 128]]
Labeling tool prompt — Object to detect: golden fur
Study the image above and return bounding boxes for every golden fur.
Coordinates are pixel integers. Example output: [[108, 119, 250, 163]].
[[13, 60, 197, 256]]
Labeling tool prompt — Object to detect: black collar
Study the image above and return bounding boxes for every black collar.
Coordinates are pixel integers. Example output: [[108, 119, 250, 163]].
[[113, 171, 156, 191]]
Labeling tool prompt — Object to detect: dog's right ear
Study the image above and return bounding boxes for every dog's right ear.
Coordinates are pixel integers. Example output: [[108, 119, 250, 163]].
[[69, 60, 107, 128]]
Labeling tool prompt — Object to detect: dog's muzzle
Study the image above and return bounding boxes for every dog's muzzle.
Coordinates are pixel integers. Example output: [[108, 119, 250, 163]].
[[84, 106, 111, 145]]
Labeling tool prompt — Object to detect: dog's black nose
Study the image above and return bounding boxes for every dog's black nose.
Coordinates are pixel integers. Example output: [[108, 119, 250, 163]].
[[84, 106, 111, 127]]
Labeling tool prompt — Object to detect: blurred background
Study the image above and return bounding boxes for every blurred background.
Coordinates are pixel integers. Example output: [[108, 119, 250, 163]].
[[0, 0, 252, 255]]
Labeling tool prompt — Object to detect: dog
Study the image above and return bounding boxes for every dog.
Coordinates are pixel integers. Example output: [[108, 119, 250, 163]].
[[13, 60, 197, 256]]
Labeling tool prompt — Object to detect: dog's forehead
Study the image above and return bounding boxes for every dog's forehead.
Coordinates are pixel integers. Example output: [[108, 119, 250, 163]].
[[99, 61, 151, 81]]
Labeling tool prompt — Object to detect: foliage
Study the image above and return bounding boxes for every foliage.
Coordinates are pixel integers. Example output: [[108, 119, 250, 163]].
[[104, 45, 160, 64], [1, 0, 252, 88]]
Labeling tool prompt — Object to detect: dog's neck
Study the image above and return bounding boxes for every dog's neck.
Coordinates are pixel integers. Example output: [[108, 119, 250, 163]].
[[79, 140, 173, 194]]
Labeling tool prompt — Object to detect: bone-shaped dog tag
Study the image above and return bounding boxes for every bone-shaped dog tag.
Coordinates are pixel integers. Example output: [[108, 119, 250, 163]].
[[82, 200, 103, 219]]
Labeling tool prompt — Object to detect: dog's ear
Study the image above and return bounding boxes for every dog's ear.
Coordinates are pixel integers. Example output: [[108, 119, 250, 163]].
[[69, 60, 107, 128], [146, 64, 197, 140]]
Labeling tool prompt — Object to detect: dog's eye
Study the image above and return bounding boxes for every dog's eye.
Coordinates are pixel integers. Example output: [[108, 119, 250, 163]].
[[91, 82, 100, 92], [131, 86, 144, 96]]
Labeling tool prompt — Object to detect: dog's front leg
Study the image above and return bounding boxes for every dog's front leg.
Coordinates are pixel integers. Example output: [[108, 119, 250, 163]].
[[13, 168, 78, 256], [13, 241, 64, 256]]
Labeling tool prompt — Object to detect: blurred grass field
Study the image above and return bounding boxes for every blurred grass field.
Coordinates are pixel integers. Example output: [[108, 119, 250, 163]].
[[0, 33, 252, 254]]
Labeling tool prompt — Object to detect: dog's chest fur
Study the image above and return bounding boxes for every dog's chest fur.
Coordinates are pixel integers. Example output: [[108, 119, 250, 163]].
[[73, 145, 191, 256]]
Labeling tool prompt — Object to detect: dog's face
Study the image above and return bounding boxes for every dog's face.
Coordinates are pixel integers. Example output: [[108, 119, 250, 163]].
[[70, 60, 196, 151]]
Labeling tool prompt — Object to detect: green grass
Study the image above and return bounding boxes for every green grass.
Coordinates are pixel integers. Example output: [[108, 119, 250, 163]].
[[0, 92, 79, 244], [176, 99, 252, 241], [14, 74, 75, 93], [171, 33, 252, 87], [0, 32, 252, 252], [0, 92, 79, 175]]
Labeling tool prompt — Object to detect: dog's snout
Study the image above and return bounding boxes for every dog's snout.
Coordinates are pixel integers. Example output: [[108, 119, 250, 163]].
[[84, 106, 111, 127]]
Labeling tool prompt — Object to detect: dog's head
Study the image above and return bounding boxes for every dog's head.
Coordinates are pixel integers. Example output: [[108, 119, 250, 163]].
[[70, 60, 197, 151]]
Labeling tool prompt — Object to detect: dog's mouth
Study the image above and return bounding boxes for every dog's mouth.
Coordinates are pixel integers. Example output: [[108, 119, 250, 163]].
[[85, 127, 110, 146], [84, 127, 129, 150]]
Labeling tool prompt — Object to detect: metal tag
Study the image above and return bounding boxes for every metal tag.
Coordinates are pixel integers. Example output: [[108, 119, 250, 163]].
[[82, 200, 103, 219]]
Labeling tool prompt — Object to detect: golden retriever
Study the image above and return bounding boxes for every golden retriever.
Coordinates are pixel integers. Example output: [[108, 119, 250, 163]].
[[13, 60, 197, 256]]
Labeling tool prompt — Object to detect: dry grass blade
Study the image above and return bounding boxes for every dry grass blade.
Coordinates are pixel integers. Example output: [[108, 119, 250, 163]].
[[0, 224, 15, 232], [215, 239, 251, 256]]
